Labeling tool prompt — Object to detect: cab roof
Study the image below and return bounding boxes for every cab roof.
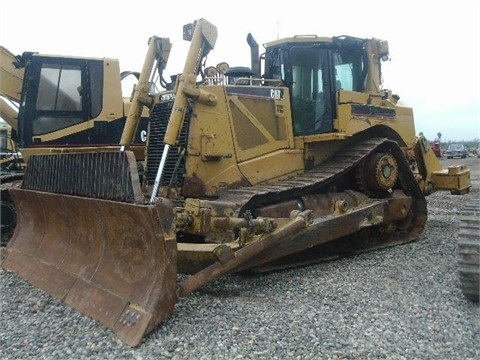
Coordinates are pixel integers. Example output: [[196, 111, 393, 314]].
[[264, 35, 333, 48]]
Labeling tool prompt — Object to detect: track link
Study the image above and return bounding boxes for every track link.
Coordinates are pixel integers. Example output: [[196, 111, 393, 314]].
[[219, 138, 427, 269]]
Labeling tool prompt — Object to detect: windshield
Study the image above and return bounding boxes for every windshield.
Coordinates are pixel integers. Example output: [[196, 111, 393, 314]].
[[448, 144, 463, 150]]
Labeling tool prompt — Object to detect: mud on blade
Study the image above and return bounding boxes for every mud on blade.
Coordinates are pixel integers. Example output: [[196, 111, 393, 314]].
[[1, 152, 177, 347]]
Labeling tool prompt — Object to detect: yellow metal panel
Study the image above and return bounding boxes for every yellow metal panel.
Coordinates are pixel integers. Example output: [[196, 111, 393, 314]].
[[338, 90, 369, 104], [185, 86, 245, 195], [185, 85, 300, 194], [336, 103, 417, 147], [0, 46, 24, 103], [229, 91, 292, 162], [98, 59, 124, 120], [238, 149, 304, 185], [432, 166, 471, 191]]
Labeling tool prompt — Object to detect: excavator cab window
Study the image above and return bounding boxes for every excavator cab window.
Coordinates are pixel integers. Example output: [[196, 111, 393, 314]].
[[18, 57, 103, 145]]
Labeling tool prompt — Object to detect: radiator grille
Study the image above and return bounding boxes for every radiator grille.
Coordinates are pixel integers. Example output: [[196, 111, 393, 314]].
[[145, 100, 190, 187], [21, 151, 141, 203]]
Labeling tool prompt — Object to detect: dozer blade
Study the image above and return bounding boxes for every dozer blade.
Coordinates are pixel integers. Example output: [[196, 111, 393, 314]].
[[1, 152, 177, 347]]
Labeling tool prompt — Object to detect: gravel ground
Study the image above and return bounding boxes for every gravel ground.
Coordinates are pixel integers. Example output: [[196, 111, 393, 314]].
[[1, 157, 479, 360]]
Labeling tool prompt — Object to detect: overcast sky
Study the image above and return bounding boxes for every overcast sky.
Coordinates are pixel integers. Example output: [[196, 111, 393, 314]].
[[1, 0, 478, 142]]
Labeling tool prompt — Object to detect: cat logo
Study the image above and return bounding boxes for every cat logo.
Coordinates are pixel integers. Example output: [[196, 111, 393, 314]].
[[270, 89, 283, 100]]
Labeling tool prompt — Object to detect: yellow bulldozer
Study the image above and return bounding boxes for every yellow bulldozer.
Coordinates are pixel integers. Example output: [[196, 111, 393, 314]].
[[1, 18, 471, 347], [0, 40, 172, 243]]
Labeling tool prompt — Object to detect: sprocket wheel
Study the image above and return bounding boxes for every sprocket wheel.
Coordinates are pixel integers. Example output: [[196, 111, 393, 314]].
[[356, 152, 399, 196]]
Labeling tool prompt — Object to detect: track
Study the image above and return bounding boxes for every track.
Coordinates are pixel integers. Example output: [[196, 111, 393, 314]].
[[218, 138, 428, 269], [1, 171, 23, 245]]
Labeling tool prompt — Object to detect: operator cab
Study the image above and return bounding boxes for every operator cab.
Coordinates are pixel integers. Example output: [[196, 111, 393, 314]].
[[263, 36, 368, 136], [18, 54, 104, 145], [16, 53, 149, 149]]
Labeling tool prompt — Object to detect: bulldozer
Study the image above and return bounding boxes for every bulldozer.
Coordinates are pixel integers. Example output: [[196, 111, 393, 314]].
[[1, 18, 471, 347], [0, 39, 172, 243]]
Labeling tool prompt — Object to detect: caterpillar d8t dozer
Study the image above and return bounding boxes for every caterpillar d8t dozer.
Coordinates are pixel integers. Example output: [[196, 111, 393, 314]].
[[1, 18, 471, 347]]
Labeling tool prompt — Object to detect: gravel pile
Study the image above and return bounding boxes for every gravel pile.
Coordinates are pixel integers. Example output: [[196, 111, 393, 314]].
[[1, 158, 479, 359]]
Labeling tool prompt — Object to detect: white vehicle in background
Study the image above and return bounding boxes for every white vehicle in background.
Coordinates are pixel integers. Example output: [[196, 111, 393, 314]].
[[446, 143, 468, 159]]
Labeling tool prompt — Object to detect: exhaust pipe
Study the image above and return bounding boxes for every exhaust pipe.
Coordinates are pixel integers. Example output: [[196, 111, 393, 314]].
[[247, 33, 260, 78]]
